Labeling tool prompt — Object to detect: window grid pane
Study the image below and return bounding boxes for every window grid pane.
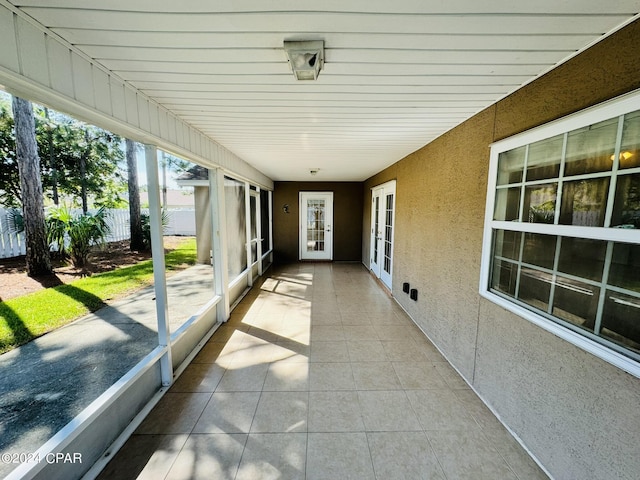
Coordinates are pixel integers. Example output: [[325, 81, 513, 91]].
[[384, 194, 394, 274], [490, 229, 640, 359], [306, 200, 325, 252]]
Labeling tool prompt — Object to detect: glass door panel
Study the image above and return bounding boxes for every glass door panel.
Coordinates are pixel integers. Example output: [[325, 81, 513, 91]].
[[299, 192, 333, 260]]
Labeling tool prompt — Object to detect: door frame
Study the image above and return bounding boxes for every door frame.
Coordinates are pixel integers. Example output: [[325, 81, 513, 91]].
[[299, 191, 334, 260], [370, 181, 396, 289]]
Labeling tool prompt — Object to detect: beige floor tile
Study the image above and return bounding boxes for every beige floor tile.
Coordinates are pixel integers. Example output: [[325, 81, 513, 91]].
[[434, 361, 470, 389], [272, 321, 311, 340], [192, 392, 260, 434], [246, 325, 283, 343], [96, 434, 188, 480], [337, 302, 371, 315], [285, 327, 311, 345], [340, 313, 373, 325], [392, 362, 448, 390], [270, 340, 310, 363], [357, 390, 421, 432], [310, 325, 345, 341], [343, 325, 379, 341], [407, 389, 476, 431], [209, 324, 250, 343], [352, 362, 402, 390], [309, 363, 355, 391], [382, 340, 432, 362], [263, 362, 309, 391], [170, 363, 226, 393], [164, 433, 247, 480], [190, 341, 227, 364], [367, 431, 446, 479], [374, 324, 423, 342], [236, 433, 307, 480], [306, 432, 376, 480], [310, 341, 349, 362], [427, 429, 518, 480], [215, 364, 269, 392], [503, 450, 550, 479], [136, 393, 212, 434], [308, 391, 365, 432], [412, 337, 447, 361], [347, 340, 388, 362], [310, 309, 341, 324], [368, 311, 408, 325], [250, 391, 308, 433], [227, 338, 275, 368]]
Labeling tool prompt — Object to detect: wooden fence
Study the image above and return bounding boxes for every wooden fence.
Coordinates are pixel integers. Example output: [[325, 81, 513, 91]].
[[0, 207, 195, 259]]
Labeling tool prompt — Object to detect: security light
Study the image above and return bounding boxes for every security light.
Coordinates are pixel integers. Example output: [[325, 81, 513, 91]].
[[284, 40, 324, 80]]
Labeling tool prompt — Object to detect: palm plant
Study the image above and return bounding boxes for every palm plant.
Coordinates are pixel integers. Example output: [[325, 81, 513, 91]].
[[4, 207, 24, 234], [140, 209, 169, 250], [46, 205, 110, 267]]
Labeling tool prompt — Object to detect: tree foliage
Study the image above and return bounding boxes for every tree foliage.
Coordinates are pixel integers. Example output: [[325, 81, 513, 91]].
[[0, 103, 19, 205], [0, 96, 125, 209]]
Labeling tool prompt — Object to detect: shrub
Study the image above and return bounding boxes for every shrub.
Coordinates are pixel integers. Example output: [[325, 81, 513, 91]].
[[46, 205, 110, 267]]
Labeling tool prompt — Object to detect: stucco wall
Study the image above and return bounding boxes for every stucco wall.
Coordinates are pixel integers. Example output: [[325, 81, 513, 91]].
[[363, 19, 640, 480], [274, 182, 363, 263]]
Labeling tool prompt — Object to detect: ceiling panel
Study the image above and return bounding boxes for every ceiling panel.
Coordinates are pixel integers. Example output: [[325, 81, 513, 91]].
[[7, 1, 639, 180]]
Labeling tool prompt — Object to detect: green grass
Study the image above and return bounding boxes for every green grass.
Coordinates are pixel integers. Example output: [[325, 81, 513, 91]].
[[0, 237, 197, 354]]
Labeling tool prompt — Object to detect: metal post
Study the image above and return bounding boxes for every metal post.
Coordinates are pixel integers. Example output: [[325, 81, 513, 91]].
[[144, 144, 173, 386], [256, 188, 263, 276], [209, 168, 230, 321], [245, 181, 253, 287]]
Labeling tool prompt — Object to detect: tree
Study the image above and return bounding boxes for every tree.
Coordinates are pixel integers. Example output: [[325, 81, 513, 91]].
[[11, 96, 52, 276], [126, 139, 145, 250], [34, 113, 125, 210], [0, 101, 20, 207], [0, 96, 126, 209]]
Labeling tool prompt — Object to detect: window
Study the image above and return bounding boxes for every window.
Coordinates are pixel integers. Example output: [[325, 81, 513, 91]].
[[481, 91, 640, 375]]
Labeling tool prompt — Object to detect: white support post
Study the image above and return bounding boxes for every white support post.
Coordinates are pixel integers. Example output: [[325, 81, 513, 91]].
[[245, 181, 253, 287], [256, 188, 263, 276], [268, 190, 274, 253], [209, 168, 230, 322], [145, 144, 173, 386]]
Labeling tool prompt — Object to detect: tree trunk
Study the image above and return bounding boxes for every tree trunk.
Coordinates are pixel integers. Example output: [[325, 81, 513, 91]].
[[44, 107, 59, 205], [126, 139, 145, 250], [12, 96, 52, 276], [80, 130, 89, 214]]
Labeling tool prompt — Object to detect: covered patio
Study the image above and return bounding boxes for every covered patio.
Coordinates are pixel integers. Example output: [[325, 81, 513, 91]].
[[0, 2, 639, 480]]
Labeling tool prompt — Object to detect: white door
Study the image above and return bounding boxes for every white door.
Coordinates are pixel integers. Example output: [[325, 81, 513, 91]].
[[370, 181, 396, 289], [370, 190, 383, 278], [300, 192, 333, 260]]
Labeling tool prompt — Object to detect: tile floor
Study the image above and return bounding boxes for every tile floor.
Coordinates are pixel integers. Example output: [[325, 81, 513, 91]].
[[97, 263, 548, 480]]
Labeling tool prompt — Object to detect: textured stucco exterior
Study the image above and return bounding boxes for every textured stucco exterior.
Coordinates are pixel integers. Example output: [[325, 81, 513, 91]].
[[362, 19, 640, 480]]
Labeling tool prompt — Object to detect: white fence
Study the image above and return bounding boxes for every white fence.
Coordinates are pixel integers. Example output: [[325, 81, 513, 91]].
[[0, 207, 196, 259]]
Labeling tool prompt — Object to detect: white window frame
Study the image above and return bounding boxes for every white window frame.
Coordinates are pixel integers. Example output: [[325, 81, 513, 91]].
[[480, 88, 640, 379]]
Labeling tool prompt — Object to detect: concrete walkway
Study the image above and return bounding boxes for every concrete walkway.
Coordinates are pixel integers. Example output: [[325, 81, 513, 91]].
[[0, 264, 215, 479]]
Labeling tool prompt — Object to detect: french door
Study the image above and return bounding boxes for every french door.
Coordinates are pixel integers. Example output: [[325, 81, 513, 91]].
[[299, 192, 333, 260], [370, 181, 396, 289]]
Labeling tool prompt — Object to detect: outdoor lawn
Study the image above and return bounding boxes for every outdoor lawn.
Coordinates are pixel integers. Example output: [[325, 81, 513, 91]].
[[0, 236, 197, 354]]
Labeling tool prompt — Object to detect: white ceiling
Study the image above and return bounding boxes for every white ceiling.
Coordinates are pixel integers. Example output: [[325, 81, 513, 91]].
[[8, 1, 640, 181]]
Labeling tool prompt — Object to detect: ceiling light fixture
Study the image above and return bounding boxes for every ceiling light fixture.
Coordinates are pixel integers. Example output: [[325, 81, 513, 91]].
[[284, 40, 324, 81]]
